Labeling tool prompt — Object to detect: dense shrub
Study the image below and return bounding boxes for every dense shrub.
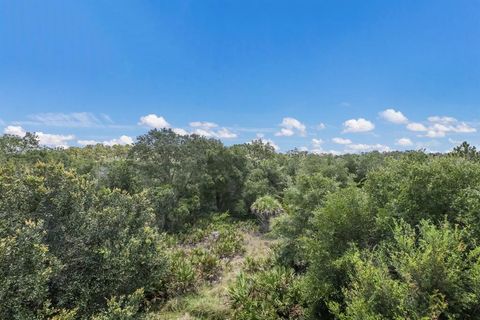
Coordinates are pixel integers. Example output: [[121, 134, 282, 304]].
[[5, 130, 480, 319], [332, 220, 480, 319], [229, 267, 305, 320]]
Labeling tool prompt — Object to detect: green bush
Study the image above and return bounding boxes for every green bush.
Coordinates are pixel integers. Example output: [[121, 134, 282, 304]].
[[91, 289, 145, 320], [251, 195, 283, 232], [0, 219, 58, 320], [332, 220, 480, 319], [228, 267, 305, 320]]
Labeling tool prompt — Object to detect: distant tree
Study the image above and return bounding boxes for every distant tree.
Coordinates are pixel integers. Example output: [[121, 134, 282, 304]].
[[451, 141, 480, 161]]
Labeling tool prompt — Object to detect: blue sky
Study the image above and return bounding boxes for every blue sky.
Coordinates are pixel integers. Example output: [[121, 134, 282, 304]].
[[1, 0, 480, 153]]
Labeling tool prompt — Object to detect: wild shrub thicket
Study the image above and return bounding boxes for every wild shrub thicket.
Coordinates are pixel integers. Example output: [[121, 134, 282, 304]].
[[3, 130, 480, 319]]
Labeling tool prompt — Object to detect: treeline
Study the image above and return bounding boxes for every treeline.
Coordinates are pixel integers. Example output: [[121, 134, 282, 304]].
[[1, 129, 480, 319]]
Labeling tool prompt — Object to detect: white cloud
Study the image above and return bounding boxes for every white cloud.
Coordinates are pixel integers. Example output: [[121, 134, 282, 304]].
[[452, 122, 476, 133], [138, 114, 170, 129], [422, 116, 476, 138], [275, 128, 294, 137], [100, 114, 114, 124], [312, 138, 323, 147], [332, 137, 352, 145], [425, 130, 446, 138], [325, 150, 342, 155], [379, 109, 408, 124], [275, 117, 306, 136], [192, 128, 213, 137], [396, 138, 413, 146], [103, 135, 134, 146], [78, 135, 134, 146], [298, 146, 309, 152], [189, 121, 218, 129], [216, 128, 237, 138], [342, 118, 375, 133], [189, 121, 237, 139], [77, 140, 99, 146], [310, 138, 324, 154], [172, 128, 189, 136], [407, 122, 428, 132], [405, 116, 475, 138], [4, 125, 26, 137], [25, 112, 103, 127], [37, 132, 75, 148], [427, 116, 457, 124], [4, 125, 74, 147], [448, 138, 463, 145], [346, 143, 390, 153], [317, 123, 326, 130]]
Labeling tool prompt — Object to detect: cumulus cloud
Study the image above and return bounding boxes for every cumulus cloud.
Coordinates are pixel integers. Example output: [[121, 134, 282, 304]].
[[189, 121, 237, 139], [4, 125, 26, 137], [407, 122, 428, 132], [37, 132, 75, 148], [190, 121, 218, 129], [312, 138, 324, 147], [137, 115, 236, 138], [275, 117, 306, 136], [342, 118, 375, 133], [78, 135, 134, 146], [310, 138, 324, 153], [4, 125, 74, 147], [317, 123, 326, 130], [379, 109, 408, 124], [332, 137, 352, 145], [325, 150, 342, 155], [396, 138, 413, 146], [172, 128, 189, 136], [103, 135, 134, 146], [138, 114, 170, 129], [346, 143, 390, 153], [405, 116, 475, 138], [216, 128, 237, 138], [77, 140, 98, 146], [418, 116, 476, 138], [427, 116, 457, 124], [275, 128, 294, 137]]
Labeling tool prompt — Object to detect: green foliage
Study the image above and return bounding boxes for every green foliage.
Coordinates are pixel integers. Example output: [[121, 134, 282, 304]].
[[0, 132, 40, 162], [273, 174, 338, 269], [229, 267, 305, 320], [165, 250, 197, 297], [0, 219, 57, 320], [0, 161, 169, 317], [5, 130, 480, 320], [450, 141, 480, 162], [91, 289, 146, 320], [333, 220, 480, 319], [251, 195, 283, 232], [304, 186, 374, 317], [365, 156, 480, 226], [130, 129, 248, 231]]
